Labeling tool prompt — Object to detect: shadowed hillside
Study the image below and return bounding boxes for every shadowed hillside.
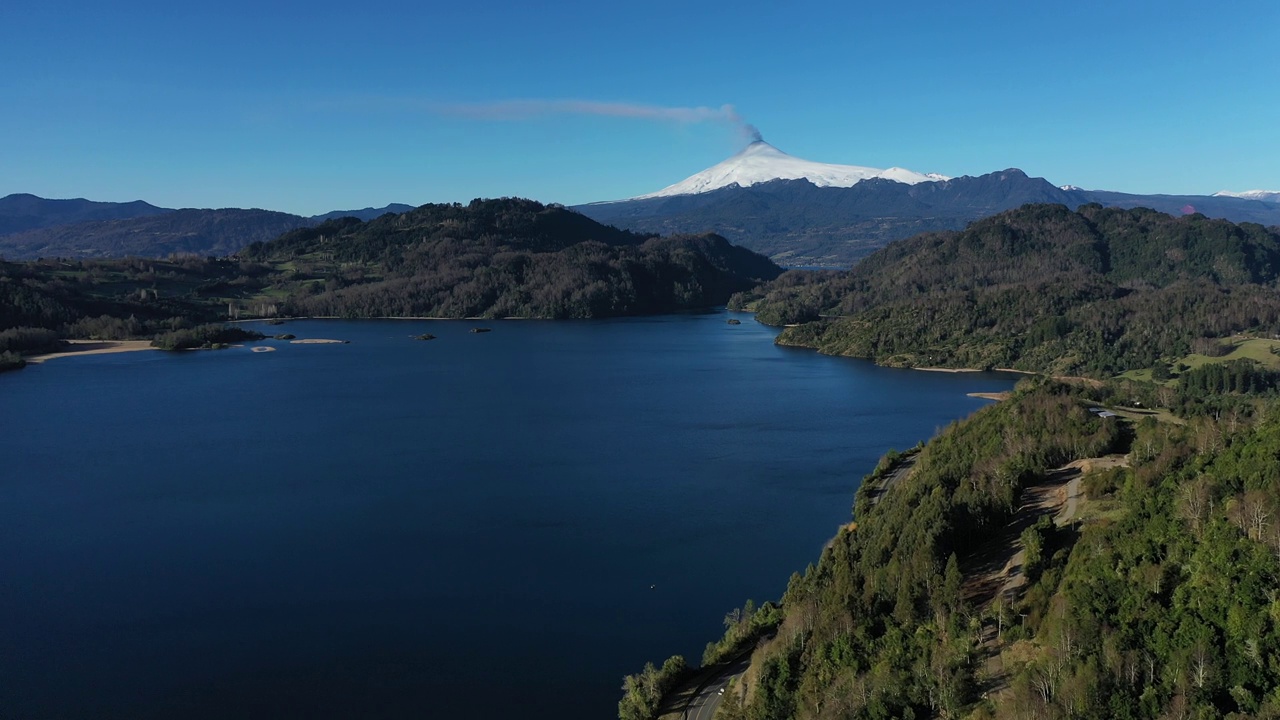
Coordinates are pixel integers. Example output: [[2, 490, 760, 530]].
[[0, 193, 171, 236], [241, 198, 781, 319], [0, 208, 311, 259]]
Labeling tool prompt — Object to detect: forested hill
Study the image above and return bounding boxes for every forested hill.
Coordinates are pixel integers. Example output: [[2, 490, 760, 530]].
[[680, 379, 1280, 720], [736, 203, 1280, 377], [0, 198, 780, 352], [243, 197, 649, 261], [239, 197, 781, 319]]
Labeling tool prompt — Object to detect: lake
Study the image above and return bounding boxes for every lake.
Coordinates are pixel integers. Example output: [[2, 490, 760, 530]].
[[0, 312, 1017, 719]]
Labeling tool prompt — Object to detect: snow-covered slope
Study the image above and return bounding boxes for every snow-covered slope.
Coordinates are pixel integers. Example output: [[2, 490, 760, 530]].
[[1213, 190, 1280, 203], [629, 141, 948, 200]]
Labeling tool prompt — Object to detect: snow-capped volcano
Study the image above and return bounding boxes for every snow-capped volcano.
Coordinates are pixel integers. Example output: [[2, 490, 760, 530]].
[[629, 141, 948, 200], [1213, 189, 1280, 203]]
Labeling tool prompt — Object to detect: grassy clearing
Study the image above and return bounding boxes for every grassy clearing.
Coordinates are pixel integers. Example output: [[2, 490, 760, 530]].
[[1107, 406, 1184, 425], [1179, 337, 1280, 371], [1117, 368, 1155, 383], [1118, 337, 1280, 386], [1075, 496, 1126, 523]]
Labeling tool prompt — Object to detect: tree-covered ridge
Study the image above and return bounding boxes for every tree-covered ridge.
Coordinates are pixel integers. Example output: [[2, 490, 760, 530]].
[[244, 197, 649, 262], [0, 255, 280, 372], [0, 256, 255, 334], [0, 198, 781, 368], [736, 204, 1280, 376], [695, 381, 1280, 720], [1035, 412, 1280, 719], [697, 382, 1119, 719], [239, 198, 781, 319]]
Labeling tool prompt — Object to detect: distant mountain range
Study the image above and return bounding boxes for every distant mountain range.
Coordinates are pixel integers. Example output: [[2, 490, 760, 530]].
[[0, 195, 413, 259], [0, 193, 171, 236], [6, 146, 1279, 265], [310, 203, 415, 223], [579, 167, 1090, 265], [1214, 189, 1280, 203], [0, 209, 312, 259], [576, 143, 1280, 266]]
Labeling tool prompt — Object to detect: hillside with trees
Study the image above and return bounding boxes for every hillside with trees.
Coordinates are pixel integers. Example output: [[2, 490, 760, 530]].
[[239, 198, 781, 319], [734, 204, 1280, 377], [678, 379, 1280, 720], [0, 198, 779, 371]]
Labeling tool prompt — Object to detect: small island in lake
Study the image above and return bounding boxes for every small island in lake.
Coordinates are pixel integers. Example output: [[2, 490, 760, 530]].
[[151, 326, 266, 351]]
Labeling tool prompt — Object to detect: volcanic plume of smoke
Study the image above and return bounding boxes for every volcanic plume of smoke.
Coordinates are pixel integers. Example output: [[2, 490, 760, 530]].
[[439, 99, 763, 144]]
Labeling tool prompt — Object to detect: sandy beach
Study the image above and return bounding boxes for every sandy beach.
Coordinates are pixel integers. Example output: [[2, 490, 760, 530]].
[[918, 366, 1037, 376], [967, 391, 1012, 401], [25, 340, 156, 364]]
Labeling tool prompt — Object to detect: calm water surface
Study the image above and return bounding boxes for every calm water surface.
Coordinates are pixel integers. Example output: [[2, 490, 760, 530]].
[[0, 313, 1017, 719]]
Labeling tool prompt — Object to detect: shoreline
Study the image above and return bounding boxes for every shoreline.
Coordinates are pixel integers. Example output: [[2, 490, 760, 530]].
[[24, 340, 156, 364], [229, 315, 564, 323], [226, 307, 734, 324], [915, 366, 1036, 375]]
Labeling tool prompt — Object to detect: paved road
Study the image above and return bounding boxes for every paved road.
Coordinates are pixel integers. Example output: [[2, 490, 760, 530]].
[[683, 656, 750, 720]]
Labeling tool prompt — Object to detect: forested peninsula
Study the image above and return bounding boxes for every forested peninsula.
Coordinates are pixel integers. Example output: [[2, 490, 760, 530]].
[[0, 198, 780, 371], [733, 203, 1280, 377], [628, 205, 1280, 720]]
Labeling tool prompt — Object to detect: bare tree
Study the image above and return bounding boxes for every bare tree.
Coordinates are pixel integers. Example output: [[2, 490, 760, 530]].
[[1231, 490, 1275, 541], [1179, 476, 1213, 534], [1190, 643, 1213, 691]]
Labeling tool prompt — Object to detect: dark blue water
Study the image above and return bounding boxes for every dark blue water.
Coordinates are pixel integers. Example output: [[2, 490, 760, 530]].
[[0, 313, 1016, 719]]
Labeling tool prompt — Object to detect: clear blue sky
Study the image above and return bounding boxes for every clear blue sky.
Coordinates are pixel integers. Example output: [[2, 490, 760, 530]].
[[3, 0, 1277, 214]]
